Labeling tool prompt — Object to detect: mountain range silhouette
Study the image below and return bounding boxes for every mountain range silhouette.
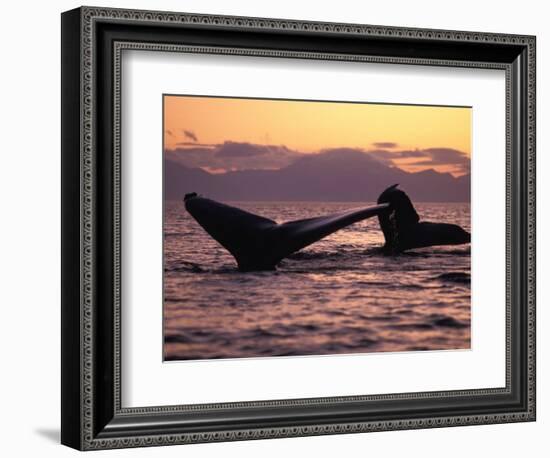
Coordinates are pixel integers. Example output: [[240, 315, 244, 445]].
[[165, 149, 470, 202]]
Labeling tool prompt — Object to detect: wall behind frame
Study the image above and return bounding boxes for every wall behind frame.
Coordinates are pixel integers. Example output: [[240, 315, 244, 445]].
[[0, 0, 545, 457]]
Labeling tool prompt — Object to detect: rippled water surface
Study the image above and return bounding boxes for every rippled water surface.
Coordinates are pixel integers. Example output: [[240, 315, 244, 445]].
[[164, 201, 470, 361]]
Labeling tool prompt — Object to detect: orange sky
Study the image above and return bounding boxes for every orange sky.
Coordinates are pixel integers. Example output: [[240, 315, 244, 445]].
[[164, 95, 471, 176]]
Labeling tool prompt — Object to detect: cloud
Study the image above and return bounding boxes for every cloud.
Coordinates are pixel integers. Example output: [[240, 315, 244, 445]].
[[369, 149, 426, 160], [422, 147, 470, 163], [216, 142, 270, 157], [372, 142, 398, 149], [165, 141, 470, 175], [166, 146, 214, 166], [363, 147, 470, 174], [166, 141, 302, 172], [165, 130, 173, 137], [410, 148, 470, 173], [359, 148, 425, 164], [395, 150, 429, 158], [183, 130, 198, 142]]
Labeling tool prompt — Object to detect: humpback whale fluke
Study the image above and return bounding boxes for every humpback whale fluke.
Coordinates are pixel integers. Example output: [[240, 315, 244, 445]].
[[184, 194, 389, 271], [377, 184, 470, 254]]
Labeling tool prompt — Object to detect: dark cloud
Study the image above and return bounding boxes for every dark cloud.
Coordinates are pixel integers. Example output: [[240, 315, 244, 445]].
[[411, 148, 470, 173], [183, 130, 198, 142], [395, 150, 429, 158], [165, 130, 173, 137], [422, 147, 469, 164], [166, 146, 215, 165], [372, 142, 398, 149], [342, 148, 415, 168], [165, 141, 469, 175], [363, 147, 470, 173], [362, 149, 425, 164], [216, 141, 274, 157], [166, 141, 302, 172]]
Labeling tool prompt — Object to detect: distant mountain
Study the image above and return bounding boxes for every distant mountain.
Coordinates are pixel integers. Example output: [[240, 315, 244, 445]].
[[164, 149, 470, 202]]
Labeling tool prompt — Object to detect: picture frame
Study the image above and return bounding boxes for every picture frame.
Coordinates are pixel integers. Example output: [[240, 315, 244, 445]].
[[61, 6, 536, 450]]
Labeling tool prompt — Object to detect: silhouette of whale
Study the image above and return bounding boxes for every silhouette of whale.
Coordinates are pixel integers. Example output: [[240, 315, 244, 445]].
[[184, 192, 389, 271], [183, 186, 470, 270], [377, 184, 470, 254]]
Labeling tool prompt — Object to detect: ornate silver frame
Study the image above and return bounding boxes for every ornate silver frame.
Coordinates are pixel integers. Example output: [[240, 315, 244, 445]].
[[61, 6, 536, 450]]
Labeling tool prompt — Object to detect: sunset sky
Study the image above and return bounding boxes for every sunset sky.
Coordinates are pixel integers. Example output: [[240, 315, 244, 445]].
[[164, 95, 471, 176]]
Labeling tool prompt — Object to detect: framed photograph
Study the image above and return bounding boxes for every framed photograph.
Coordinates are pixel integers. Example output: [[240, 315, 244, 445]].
[[61, 6, 536, 450]]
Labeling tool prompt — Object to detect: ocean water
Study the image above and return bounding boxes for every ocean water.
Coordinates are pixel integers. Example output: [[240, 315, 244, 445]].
[[163, 201, 471, 361]]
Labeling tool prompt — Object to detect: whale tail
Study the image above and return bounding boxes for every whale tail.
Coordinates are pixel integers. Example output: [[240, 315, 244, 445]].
[[184, 193, 389, 271], [377, 184, 419, 253], [376, 184, 470, 253]]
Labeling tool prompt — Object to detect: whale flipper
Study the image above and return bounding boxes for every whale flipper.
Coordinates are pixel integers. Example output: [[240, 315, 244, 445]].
[[184, 193, 389, 271], [377, 185, 470, 253]]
